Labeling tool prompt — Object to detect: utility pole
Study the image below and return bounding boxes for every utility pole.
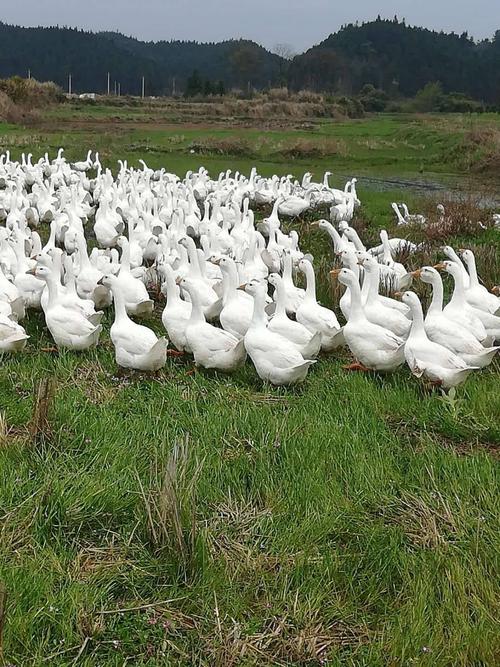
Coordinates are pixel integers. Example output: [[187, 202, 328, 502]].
[[107, 71, 110, 95], [172, 77, 176, 97], [114, 80, 117, 96], [141, 76, 145, 99], [27, 68, 31, 80], [68, 74, 72, 95], [118, 83, 121, 97]]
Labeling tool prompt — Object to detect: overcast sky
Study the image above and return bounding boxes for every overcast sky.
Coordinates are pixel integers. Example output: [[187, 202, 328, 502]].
[[3, 1, 499, 52]]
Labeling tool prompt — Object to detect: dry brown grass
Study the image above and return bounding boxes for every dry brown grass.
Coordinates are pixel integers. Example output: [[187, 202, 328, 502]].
[[463, 126, 500, 172], [276, 137, 348, 160], [0, 91, 31, 124], [71, 542, 132, 582], [204, 497, 273, 566], [71, 362, 118, 405], [381, 491, 458, 549], [202, 610, 374, 666], [29, 377, 56, 444], [138, 436, 202, 574], [189, 135, 254, 156]]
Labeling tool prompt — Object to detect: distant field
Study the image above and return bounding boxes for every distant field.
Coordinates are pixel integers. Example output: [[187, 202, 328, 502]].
[[0, 105, 499, 666], [2, 102, 499, 184]]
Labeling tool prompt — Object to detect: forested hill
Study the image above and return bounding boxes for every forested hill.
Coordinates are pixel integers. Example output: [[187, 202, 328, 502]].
[[288, 19, 500, 104], [0, 23, 282, 94], [0, 19, 498, 102]]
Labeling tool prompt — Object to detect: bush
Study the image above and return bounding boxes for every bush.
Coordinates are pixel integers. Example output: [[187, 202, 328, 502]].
[[359, 84, 389, 112], [337, 95, 365, 118], [276, 137, 347, 159], [188, 136, 253, 156], [0, 76, 64, 108], [411, 82, 444, 112], [437, 92, 485, 113]]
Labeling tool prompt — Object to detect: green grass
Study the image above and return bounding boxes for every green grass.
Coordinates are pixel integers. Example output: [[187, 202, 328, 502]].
[[6, 104, 500, 184], [0, 109, 499, 665]]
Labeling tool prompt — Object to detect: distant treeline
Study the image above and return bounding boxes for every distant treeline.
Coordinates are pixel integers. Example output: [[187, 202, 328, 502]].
[[0, 18, 498, 105]]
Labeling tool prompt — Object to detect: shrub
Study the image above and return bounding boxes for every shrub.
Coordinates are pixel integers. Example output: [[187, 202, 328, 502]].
[[359, 84, 389, 112], [337, 96, 365, 118], [188, 136, 253, 156], [0, 76, 64, 107]]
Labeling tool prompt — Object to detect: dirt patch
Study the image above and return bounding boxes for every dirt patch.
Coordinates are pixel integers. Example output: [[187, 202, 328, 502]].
[[71, 362, 118, 404]]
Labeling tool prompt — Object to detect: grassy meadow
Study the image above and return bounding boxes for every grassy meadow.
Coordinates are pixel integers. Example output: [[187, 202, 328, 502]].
[[0, 104, 499, 666]]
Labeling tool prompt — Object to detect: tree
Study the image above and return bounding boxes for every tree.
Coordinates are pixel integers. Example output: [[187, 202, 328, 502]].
[[184, 70, 203, 97], [273, 43, 296, 86], [230, 45, 262, 88], [273, 43, 296, 61], [359, 84, 388, 111], [412, 82, 444, 111]]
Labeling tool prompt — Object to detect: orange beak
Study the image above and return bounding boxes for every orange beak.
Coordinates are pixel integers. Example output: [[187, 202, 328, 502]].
[[411, 269, 422, 278], [329, 269, 341, 278], [433, 263, 446, 271]]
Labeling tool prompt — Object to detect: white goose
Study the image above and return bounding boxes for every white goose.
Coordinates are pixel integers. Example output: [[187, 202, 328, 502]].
[[296, 258, 343, 351], [180, 278, 246, 372], [214, 256, 254, 338], [412, 266, 498, 368], [243, 279, 315, 385], [0, 261, 25, 321], [280, 250, 305, 315], [158, 263, 191, 353], [331, 267, 405, 372], [357, 255, 411, 339], [30, 266, 102, 350], [402, 291, 477, 388], [114, 237, 154, 318], [267, 273, 321, 359], [0, 313, 29, 352], [459, 249, 500, 315], [439, 261, 499, 342], [100, 274, 167, 371]]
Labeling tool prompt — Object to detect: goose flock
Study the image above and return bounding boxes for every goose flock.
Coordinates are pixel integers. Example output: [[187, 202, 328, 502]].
[[0, 149, 498, 388]]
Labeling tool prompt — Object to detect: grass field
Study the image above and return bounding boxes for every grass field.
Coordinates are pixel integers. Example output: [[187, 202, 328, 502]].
[[0, 105, 499, 666]]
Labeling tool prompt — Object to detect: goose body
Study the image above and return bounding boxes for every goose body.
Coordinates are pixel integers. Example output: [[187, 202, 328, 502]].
[[439, 261, 492, 344], [333, 268, 405, 372], [402, 291, 477, 388], [358, 255, 411, 339], [159, 264, 191, 352], [0, 313, 29, 352], [268, 273, 321, 359], [215, 256, 254, 338], [181, 278, 246, 372], [102, 275, 167, 371], [31, 266, 102, 350], [460, 249, 500, 315], [243, 280, 315, 385], [413, 267, 498, 368], [296, 258, 343, 351]]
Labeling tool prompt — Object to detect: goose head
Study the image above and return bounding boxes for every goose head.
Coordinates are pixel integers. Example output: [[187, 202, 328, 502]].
[[411, 266, 439, 284], [242, 278, 266, 298], [297, 257, 312, 274], [435, 260, 459, 278], [267, 273, 281, 289], [28, 265, 51, 281], [331, 267, 356, 288], [96, 274, 116, 289], [401, 291, 421, 311]]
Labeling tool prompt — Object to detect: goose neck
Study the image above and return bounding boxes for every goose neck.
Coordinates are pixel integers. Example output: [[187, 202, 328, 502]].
[[304, 264, 317, 302]]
